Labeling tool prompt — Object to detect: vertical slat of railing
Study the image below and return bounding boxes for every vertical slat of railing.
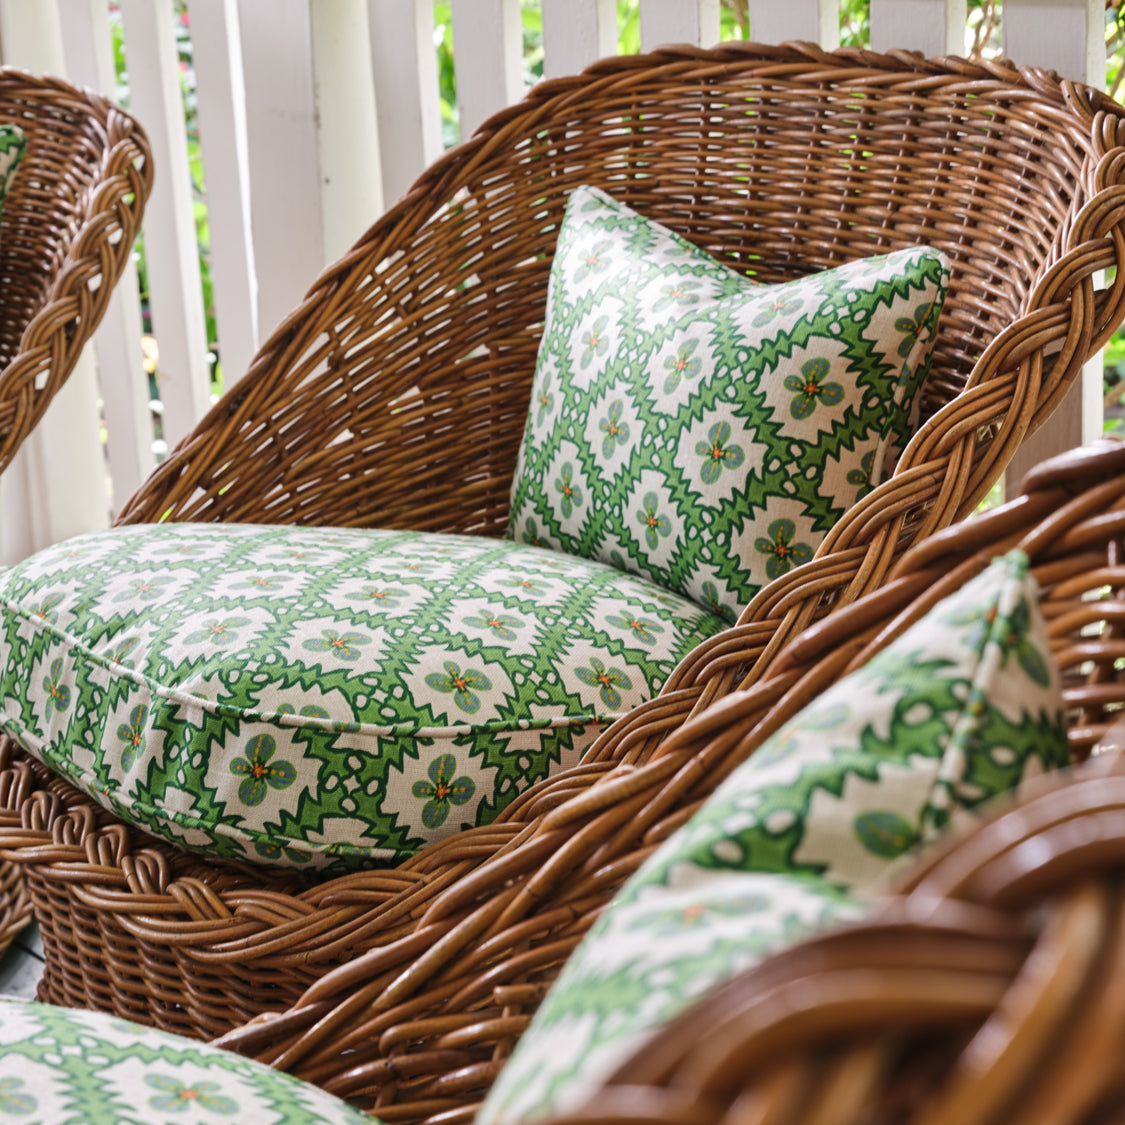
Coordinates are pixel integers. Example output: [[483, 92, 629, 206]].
[[368, 0, 443, 207], [118, 0, 211, 452], [59, 0, 154, 511], [451, 0, 524, 140], [639, 0, 721, 50], [187, 0, 258, 388], [542, 0, 617, 79], [0, 0, 109, 564], [1002, 0, 1105, 488], [747, 0, 839, 49], [236, 0, 324, 348], [869, 0, 966, 54], [309, 0, 382, 264]]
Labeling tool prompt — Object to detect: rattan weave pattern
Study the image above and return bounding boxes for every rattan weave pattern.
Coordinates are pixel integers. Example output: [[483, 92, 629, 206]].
[[1, 42, 1124, 1124], [0, 69, 152, 476]]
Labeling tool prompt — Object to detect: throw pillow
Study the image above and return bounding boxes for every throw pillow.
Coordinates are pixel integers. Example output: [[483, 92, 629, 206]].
[[0, 523, 726, 871], [480, 549, 1068, 1124], [0, 998, 370, 1124], [0, 125, 26, 202], [507, 185, 950, 620]]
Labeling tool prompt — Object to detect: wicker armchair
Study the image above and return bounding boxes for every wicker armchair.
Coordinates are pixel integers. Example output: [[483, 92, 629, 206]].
[[0, 40, 1124, 1120], [0, 70, 151, 477], [0, 69, 150, 961], [536, 442, 1125, 1125]]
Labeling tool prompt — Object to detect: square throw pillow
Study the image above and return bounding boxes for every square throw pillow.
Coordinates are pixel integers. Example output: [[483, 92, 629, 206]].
[[0, 125, 25, 201], [479, 550, 1069, 1125], [507, 185, 950, 620]]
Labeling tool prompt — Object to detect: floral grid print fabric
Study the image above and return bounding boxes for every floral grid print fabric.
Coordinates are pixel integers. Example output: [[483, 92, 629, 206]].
[[507, 184, 951, 620], [0, 125, 25, 202], [0, 523, 726, 871], [0, 998, 373, 1124], [480, 550, 1069, 1125]]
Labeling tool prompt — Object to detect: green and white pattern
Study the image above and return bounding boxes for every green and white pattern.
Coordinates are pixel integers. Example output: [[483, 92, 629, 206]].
[[0, 999, 372, 1124], [507, 185, 950, 619], [0, 523, 725, 871], [480, 550, 1068, 1125]]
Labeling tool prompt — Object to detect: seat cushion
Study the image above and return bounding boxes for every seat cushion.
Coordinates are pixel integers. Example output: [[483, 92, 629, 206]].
[[480, 550, 1069, 1124], [0, 523, 726, 871], [0, 998, 370, 1124], [507, 184, 950, 620]]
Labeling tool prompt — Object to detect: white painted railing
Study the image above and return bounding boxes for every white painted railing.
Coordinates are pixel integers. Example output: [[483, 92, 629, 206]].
[[0, 0, 1107, 563]]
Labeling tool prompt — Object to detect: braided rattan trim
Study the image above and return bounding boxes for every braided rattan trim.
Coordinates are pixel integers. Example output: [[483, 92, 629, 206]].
[[0, 69, 152, 476]]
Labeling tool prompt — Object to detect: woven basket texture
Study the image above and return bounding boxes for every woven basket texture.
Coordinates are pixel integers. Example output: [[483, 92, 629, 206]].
[[2, 41, 1125, 1124], [0, 68, 152, 477], [0, 68, 150, 965]]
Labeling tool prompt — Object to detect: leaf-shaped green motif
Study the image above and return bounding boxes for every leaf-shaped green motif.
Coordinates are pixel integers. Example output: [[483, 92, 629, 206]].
[[853, 810, 919, 858]]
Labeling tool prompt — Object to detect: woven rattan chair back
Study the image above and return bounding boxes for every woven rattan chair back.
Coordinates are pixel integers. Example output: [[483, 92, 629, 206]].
[[1, 43, 1125, 1125], [540, 443, 1125, 1125], [0, 70, 151, 476]]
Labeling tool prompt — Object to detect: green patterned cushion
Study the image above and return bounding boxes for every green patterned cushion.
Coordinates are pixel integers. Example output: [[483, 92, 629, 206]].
[[507, 185, 950, 620], [480, 550, 1069, 1124], [0, 998, 371, 1124], [0, 523, 725, 871]]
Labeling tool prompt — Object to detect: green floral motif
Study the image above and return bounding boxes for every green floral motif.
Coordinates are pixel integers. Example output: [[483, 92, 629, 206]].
[[505, 575, 548, 595], [234, 575, 280, 591], [184, 617, 252, 645], [652, 278, 701, 312], [412, 753, 476, 829], [536, 373, 555, 425], [580, 315, 610, 368], [42, 657, 69, 720], [229, 734, 297, 807], [662, 339, 702, 393], [425, 661, 492, 714], [347, 585, 407, 608], [254, 840, 311, 864], [276, 703, 331, 721], [637, 492, 673, 550], [754, 518, 814, 581], [303, 628, 371, 662], [575, 657, 632, 709], [784, 358, 845, 420], [118, 575, 173, 602], [629, 892, 770, 936], [751, 291, 803, 327], [104, 636, 140, 667], [599, 401, 630, 457], [700, 581, 736, 625], [145, 1074, 237, 1115], [118, 704, 148, 771], [853, 810, 920, 857], [554, 463, 583, 518], [606, 612, 664, 646], [895, 299, 940, 357], [464, 611, 525, 640], [574, 238, 612, 282], [0, 1077, 35, 1115], [947, 591, 1050, 687], [846, 450, 877, 500], [31, 592, 63, 623], [696, 420, 745, 485], [521, 518, 544, 547]]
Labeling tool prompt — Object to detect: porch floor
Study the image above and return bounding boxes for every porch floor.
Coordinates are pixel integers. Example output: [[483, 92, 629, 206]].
[[0, 921, 44, 1001]]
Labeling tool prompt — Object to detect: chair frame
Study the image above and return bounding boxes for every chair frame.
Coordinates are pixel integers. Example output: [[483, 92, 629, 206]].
[[539, 440, 1125, 1125], [0, 40, 1123, 1123]]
